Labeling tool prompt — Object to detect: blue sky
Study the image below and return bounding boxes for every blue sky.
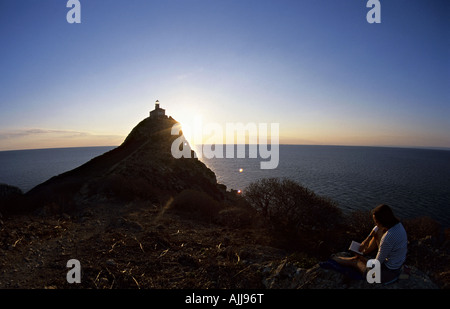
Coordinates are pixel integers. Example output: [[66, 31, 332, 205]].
[[0, 0, 449, 150]]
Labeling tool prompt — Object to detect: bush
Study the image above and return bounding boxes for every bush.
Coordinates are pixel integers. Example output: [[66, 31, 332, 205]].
[[243, 178, 343, 233], [403, 216, 442, 241], [217, 205, 258, 228], [171, 189, 223, 221], [0, 183, 23, 198], [0, 184, 24, 215], [243, 178, 344, 255]]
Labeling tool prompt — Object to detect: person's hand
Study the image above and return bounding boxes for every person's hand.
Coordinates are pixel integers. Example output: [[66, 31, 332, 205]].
[[359, 242, 368, 254]]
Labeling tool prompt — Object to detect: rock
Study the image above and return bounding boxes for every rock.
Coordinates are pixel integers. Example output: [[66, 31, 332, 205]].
[[262, 258, 304, 289], [106, 259, 116, 266], [260, 259, 438, 289]]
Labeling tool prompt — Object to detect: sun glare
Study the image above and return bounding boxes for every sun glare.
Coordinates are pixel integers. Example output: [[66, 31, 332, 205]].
[[175, 113, 203, 147]]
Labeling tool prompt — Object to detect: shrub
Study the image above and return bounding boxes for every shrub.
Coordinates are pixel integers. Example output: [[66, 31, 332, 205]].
[[243, 177, 343, 233], [0, 183, 23, 198], [171, 189, 223, 221], [243, 177, 344, 255], [0, 184, 24, 215], [403, 216, 442, 241], [217, 206, 258, 228], [215, 193, 261, 228]]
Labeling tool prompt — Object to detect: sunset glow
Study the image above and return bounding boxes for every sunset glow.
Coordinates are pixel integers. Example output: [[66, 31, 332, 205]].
[[0, 1, 448, 151]]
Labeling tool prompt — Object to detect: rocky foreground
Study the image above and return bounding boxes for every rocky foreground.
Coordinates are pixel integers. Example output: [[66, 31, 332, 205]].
[[0, 199, 443, 289]]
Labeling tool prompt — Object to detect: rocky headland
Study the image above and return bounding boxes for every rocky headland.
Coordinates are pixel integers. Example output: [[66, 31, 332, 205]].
[[0, 114, 448, 289]]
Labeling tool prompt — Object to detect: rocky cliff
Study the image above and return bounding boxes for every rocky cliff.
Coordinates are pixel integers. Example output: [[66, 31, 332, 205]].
[[22, 116, 225, 214]]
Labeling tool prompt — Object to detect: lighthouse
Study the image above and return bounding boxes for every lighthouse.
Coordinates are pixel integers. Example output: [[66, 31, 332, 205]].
[[150, 100, 166, 118]]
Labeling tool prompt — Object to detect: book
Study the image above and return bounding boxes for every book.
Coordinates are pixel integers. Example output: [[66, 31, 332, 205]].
[[349, 241, 363, 255]]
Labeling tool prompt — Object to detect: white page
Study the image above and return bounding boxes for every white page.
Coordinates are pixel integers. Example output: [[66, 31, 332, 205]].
[[349, 241, 363, 255]]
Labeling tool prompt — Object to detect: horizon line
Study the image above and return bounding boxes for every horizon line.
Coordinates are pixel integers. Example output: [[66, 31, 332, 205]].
[[1, 144, 449, 153]]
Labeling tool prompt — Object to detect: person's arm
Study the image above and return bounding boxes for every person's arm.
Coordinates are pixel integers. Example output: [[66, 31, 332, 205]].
[[359, 226, 379, 254]]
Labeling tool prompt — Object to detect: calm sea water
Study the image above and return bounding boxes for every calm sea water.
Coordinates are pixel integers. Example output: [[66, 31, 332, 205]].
[[0, 147, 115, 193], [0, 145, 449, 227], [198, 145, 450, 228]]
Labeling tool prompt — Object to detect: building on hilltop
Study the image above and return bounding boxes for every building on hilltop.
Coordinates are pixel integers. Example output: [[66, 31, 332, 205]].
[[150, 100, 166, 119]]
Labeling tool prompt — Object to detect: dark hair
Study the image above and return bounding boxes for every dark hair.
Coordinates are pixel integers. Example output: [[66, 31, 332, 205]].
[[372, 204, 400, 229]]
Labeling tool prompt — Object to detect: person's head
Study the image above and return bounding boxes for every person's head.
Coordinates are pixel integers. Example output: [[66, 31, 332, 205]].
[[372, 204, 400, 229]]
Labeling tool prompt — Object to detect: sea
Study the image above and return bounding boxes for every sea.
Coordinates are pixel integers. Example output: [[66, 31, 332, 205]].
[[0, 145, 449, 227]]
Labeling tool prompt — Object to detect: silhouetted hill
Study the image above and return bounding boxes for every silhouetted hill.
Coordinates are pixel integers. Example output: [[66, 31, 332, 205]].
[[21, 116, 225, 214]]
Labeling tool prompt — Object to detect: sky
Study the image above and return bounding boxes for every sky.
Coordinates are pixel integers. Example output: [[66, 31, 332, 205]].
[[0, 0, 449, 151]]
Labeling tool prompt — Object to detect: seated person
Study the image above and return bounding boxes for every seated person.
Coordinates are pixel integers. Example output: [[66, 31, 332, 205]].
[[332, 204, 408, 284]]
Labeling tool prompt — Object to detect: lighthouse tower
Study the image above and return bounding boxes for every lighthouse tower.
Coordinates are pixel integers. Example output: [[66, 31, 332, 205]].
[[150, 100, 166, 118]]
